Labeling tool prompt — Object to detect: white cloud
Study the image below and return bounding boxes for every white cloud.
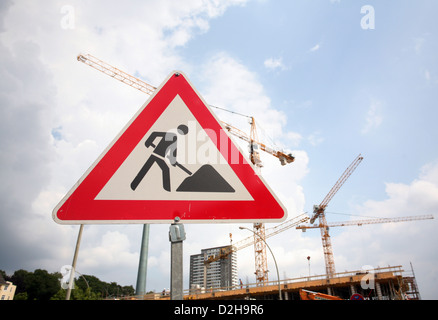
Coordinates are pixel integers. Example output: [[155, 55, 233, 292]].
[[286, 131, 303, 147], [332, 161, 438, 299], [81, 231, 138, 269], [190, 52, 311, 286], [197, 52, 310, 214], [0, 0, 253, 288], [201, 52, 286, 136], [414, 37, 426, 55], [309, 43, 321, 52], [357, 162, 438, 217], [2, 0, 436, 300], [264, 57, 287, 71], [0, 0, 311, 293], [425, 69, 431, 81], [308, 131, 325, 146]]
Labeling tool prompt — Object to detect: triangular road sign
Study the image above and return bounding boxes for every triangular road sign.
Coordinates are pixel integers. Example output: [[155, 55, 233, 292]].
[[53, 71, 287, 224]]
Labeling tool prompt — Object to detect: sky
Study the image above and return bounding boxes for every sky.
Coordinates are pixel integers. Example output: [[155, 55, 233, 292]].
[[1, 0, 437, 299]]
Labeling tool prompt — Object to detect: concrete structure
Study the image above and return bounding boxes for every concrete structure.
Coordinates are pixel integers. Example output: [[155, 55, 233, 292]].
[[189, 245, 238, 292], [184, 265, 417, 300], [0, 274, 16, 300], [120, 264, 420, 300]]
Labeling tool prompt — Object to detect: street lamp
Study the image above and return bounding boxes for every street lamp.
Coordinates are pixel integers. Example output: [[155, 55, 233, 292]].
[[239, 226, 282, 300], [307, 256, 311, 280]]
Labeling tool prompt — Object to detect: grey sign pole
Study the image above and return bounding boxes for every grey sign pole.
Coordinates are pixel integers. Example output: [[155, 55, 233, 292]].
[[169, 217, 186, 300], [135, 224, 150, 298]]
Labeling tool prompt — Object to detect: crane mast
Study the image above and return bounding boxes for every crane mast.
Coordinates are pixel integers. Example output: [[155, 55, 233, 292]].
[[310, 154, 363, 277]]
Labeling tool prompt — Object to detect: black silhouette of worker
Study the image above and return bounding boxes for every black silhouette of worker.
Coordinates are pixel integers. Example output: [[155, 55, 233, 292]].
[[131, 124, 189, 192]]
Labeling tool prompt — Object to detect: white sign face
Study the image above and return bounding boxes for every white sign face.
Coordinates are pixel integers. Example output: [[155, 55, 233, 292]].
[[96, 95, 253, 201]]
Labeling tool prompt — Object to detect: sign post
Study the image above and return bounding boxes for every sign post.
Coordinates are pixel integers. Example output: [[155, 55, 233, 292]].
[[53, 70, 288, 300], [169, 217, 186, 300], [135, 224, 150, 298]]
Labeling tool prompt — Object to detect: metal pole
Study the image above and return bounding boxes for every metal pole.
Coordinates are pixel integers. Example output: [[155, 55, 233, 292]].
[[66, 224, 84, 300], [136, 224, 150, 297], [169, 217, 186, 300], [239, 226, 282, 300], [307, 256, 311, 280]]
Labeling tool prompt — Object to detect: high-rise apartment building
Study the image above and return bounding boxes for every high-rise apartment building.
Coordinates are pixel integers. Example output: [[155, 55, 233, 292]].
[[189, 245, 238, 290]]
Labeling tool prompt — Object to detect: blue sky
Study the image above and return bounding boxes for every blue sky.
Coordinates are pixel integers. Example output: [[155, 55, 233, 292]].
[[187, 0, 438, 191], [1, 0, 437, 299]]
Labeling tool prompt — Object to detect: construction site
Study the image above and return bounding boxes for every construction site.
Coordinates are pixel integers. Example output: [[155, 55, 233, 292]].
[[76, 54, 433, 301]]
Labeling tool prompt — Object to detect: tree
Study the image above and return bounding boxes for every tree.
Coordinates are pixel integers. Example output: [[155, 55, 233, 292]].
[[75, 275, 134, 298], [9, 269, 59, 300], [51, 287, 101, 300], [6, 268, 134, 300], [10, 269, 31, 296], [26, 269, 60, 300]]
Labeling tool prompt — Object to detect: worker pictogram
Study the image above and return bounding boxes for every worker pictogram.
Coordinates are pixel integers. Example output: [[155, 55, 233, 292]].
[[130, 124, 234, 193], [130, 124, 189, 192], [53, 71, 287, 224]]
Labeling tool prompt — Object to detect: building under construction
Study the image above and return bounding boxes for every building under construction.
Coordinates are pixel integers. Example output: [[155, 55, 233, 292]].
[[183, 264, 420, 300], [126, 264, 420, 300]]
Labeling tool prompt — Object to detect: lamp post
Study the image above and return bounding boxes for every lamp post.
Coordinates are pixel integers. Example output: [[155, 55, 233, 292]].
[[307, 256, 311, 280], [239, 226, 282, 300]]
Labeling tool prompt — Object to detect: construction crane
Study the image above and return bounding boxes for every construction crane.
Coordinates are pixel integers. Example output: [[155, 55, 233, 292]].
[[77, 53, 295, 285], [297, 154, 434, 279], [203, 213, 310, 288], [297, 214, 434, 290], [306, 154, 364, 277]]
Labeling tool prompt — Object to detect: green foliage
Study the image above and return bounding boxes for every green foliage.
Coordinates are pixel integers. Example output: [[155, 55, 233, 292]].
[[51, 287, 101, 300], [28, 269, 60, 300], [1, 269, 134, 300], [14, 292, 28, 300], [75, 274, 135, 298]]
